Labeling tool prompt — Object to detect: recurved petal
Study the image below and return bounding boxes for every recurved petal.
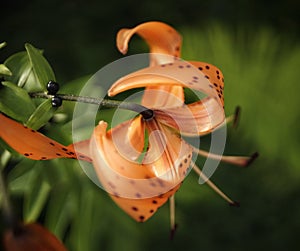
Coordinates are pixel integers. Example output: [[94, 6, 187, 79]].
[[108, 60, 222, 106], [154, 97, 225, 136], [117, 21, 182, 64], [90, 118, 192, 199], [0, 113, 91, 162]]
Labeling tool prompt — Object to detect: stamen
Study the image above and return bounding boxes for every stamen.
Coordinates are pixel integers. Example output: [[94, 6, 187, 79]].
[[169, 195, 177, 240], [192, 147, 258, 167], [191, 162, 239, 207]]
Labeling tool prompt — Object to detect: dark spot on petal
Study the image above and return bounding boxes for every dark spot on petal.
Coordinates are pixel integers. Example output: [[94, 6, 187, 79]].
[[132, 206, 138, 211], [113, 192, 120, 197], [157, 180, 165, 187], [178, 65, 184, 69], [40, 157, 47, 160], [205, 65, 210, 70], [184, 158, 188, 163], [139, 216, 145, 222], [108, 182, 116, 189], [186, 65, 191, 68], [149, 182, 156, 187], [24, 153, 30, 156], [56, 153, 62, 156], [150, 209, 154, 213], [50, 142, 55, 146], [205, 75, 210, 79], [214, 83, 218, 87], [135, 193, 142, 198], [152, 200, 158, 204], [198, 67, 203, 71], [31, 129, 36, 133], [193, 76, 199, 80], [62, 147, 68, 151]]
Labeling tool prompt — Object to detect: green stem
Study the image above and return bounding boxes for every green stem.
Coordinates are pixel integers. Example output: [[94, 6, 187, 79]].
[[29, 92, 154, 120]]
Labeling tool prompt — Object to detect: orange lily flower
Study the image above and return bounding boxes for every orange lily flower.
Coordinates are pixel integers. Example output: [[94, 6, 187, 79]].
[[0, 21, 257, 235]]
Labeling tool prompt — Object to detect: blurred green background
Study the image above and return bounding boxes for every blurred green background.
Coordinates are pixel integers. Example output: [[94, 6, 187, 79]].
[[1, 0, 300, 250]]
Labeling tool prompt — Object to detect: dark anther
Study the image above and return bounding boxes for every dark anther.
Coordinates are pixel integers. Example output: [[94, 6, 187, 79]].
[[141, 109, 154, 120], [170, 223, 178, 240], [229, 201, 240, 207], [47, 80, 60, 95], [51, 96, 63, 107], [245, 152, 259, 167]]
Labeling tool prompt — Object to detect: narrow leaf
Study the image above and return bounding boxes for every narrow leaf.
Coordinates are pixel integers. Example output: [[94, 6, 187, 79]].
[[0, 64, 12, 76], [0, 81, 36, 122], [4, 52, 32, 88], [26, 99, 56, 130], [25, 43, 56, 90]]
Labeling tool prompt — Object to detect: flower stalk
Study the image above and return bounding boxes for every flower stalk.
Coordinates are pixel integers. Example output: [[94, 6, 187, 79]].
[[29, 92, 154, 120]]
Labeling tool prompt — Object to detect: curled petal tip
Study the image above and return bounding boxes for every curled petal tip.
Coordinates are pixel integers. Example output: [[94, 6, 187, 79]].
[[245, 152, 259, 167], [229, 201, 240, 208]]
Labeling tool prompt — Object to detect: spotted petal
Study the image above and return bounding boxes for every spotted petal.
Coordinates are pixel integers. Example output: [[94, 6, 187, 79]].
[[108, 60, 224, 107], [89, 118, 193, 198], [89, 117, 193, 221], [154, 98, 225, 136], [0, 113, 91, 162], [117, 21, 184, 107]]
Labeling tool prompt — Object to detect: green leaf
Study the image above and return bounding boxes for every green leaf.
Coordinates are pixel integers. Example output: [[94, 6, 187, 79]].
[[25, 43, 56, 90], [7, 158, 36, 194], [23, 163, 51, 222], [45, 189, 78, 238], [26, 99, 56, 130], [0, 64, 12, 76], [0, 81, 36, 122], [4, 52, 32, 88]]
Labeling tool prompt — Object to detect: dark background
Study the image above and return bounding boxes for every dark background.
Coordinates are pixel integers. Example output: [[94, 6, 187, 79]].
[[1, 0, 299, 81]]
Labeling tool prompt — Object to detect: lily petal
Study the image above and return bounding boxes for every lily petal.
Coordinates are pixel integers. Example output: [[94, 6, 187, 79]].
[[117, 21, 182, 64], [117, 21, 184, 107], [142, 86, 184, 108], [143, 119, 193, 179], [0, 113, 91, 162], [108, 60, 224, 107], [154, 97, 225, 136], [89, 118, 192, 222], [90, 119, 192, 198]]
